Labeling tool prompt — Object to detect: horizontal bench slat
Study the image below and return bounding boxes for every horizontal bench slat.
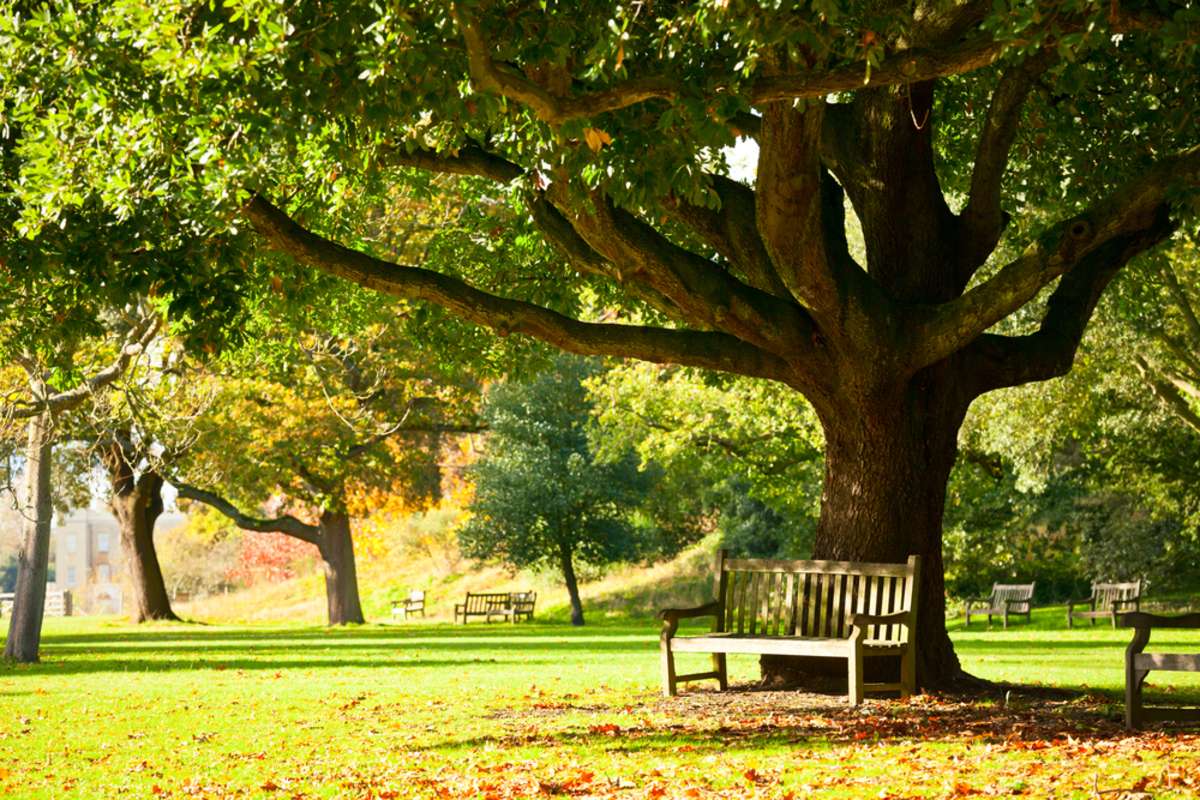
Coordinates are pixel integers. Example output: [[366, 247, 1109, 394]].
[[1138, 707, 1200, 722], [671, 634, 851, 657], [1134, 653, 1200, 671], [675, 671, 721, 682], [723, 558, 913, 576]]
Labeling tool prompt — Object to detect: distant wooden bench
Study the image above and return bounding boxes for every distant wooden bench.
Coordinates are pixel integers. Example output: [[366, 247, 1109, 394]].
[[1068, 580, 1141, 628], [964, 582, 1035, 628], [454, 591, 536, 624], [391, 590, 425, 620], [658, 552, 920, 706], [1121, 612, 1200, 730]]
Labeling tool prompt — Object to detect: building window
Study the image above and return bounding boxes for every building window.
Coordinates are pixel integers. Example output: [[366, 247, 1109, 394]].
[[97, 533, 110, 553], [97, 564, 111, 583], [66, 534, 77, 553], [67, 566, 77, 585]]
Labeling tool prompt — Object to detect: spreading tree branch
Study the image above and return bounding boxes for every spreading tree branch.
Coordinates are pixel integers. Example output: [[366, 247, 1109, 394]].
[[244, 195, 797, 384], [959, 49, 1058, 270], [174, 483, 321, 544], [964, 206, 1177, 394], [913, 145, 1200, 370], [7, 316, 160, 419]]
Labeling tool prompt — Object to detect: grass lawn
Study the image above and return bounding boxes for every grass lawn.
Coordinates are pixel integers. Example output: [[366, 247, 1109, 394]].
[[2, 607, 1199, 799]]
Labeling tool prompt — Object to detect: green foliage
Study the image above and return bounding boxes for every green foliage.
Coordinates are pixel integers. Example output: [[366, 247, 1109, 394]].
[[459, 356, 655, 575], [589, 363, 822, 557]]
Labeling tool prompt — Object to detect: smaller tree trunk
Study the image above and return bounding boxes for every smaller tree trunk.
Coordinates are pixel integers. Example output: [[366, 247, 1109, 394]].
[[109, 468, 178, 623], [4, 413, 54, 663], [558, 542, 584, 626], [317, 511, 364, 625]]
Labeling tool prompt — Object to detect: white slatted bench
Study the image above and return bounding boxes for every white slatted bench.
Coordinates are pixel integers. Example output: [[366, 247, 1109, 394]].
[[964, 582, 1035, 628], [1122, 611, 1200, 730], [1068, 580, 1141, 628], [658, 552, 920, 706]]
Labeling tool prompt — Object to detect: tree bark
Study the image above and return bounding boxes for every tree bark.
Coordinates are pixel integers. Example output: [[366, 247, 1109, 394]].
[[108, 466, 178, 623], [316, 511, 364, 625], [761, 365, 971, 690], [4, 413, 54, 663], [559, 542, 584, 626]]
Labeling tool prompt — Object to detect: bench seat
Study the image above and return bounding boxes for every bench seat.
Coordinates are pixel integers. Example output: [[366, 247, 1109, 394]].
[[670, 633, 904, 657]]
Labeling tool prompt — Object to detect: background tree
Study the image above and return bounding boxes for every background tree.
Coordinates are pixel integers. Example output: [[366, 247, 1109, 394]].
[[460, 356, 655, 626], [5, 1, 1199, 683], [173, 314, 480, 625]]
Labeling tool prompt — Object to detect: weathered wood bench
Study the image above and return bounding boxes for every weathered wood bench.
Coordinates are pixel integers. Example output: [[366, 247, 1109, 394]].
[[391, 589, 425, 620], [658, 552, 920, 706], [1068, 580, 1141, 628], [964, 582, 1035, 628], [484, 591, 537, 622], [1121, 612, 1200, 730], [454, 591, 536, 623]]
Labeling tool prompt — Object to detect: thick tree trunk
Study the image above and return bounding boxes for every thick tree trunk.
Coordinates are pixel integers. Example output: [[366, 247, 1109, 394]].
[[762, 369, 971, 690], [316, 511, 364, 625], [109, 470, 178, 623], [4, 414, 54, 663], [559, 542, 584, 626]]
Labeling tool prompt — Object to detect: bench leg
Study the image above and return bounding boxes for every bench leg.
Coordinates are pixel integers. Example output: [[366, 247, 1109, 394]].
[[900, 645, 916, 700], [712, 653, 728, 691], [848, 647, 864, 706], [1126, 666, 1149, 730], [1002, 610, 1008, 630], [660, 638, 678, 697]]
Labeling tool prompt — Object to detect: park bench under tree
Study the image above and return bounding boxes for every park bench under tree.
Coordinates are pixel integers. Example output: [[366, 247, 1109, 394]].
[[454, 591, 537, 624], [1068, 581, 1141, 628], [658, 552, 920, 705], [1121, 611, 1200, 730], [964, 582, 1035, 628], [390, 590, 425, 620]]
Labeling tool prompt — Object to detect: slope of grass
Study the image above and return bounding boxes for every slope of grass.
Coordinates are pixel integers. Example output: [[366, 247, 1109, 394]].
[[178, 535, 720, 625]]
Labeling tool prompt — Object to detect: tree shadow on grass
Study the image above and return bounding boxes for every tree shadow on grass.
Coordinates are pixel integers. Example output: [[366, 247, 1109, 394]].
[[0, 655, 564, 676], [426, 685, 1200, 755]]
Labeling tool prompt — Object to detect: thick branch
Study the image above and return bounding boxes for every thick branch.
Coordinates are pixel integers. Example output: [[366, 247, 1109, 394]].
[[245, 195, 796, 383], [665, 176, 791, 299], [965, 207, 1177, 394], [8, 316, 160, 419], [913, 145, 1200, 369], [959, 49, 1057, 269], [380, 144, 523, 183], [174, 483, 321, 544]]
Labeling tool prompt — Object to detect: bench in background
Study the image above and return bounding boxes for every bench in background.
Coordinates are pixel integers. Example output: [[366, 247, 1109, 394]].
[[454, 591, 536, 624], [1068, 581, 1141, 628], [658, 551, 920, 706], [391, 589, 425, 620], [964, 582, 1035, 628]]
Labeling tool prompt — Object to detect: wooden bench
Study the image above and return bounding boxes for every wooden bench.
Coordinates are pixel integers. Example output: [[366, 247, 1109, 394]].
[[1121, 612, 1200, 730], [391, 590, 425, 620], [454, 591, 536, 623], [1068, 580, 1141, 628], [658, 552, 920, 706], [486, 591, 537, 623], [964, 582, 1035, 628]]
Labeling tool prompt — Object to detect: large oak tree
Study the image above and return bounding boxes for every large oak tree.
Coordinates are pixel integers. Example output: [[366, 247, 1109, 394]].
[[4, 1, 1198, 684]]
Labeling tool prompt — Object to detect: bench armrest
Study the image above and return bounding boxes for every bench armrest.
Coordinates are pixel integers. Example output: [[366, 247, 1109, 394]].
[[1003, 598, 1030, 609], [658, 600, 721, 623], [1119, 612, 1200, 629], [658, 601, 721, 639], [850, 611, 910, 628], [1111, 597, 1140, 609]]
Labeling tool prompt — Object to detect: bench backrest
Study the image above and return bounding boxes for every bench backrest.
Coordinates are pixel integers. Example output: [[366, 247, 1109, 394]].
[[1093, 581, 1141, 606], [463, 592, 510, 613], [990, 582, 1035, 612], [511, 591, 536, 610], [715, 552, 919, 644], [406, 590, 425, 605]]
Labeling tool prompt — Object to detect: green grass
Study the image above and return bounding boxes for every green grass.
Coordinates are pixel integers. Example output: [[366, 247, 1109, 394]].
[[2, 609, 1199, 799]]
